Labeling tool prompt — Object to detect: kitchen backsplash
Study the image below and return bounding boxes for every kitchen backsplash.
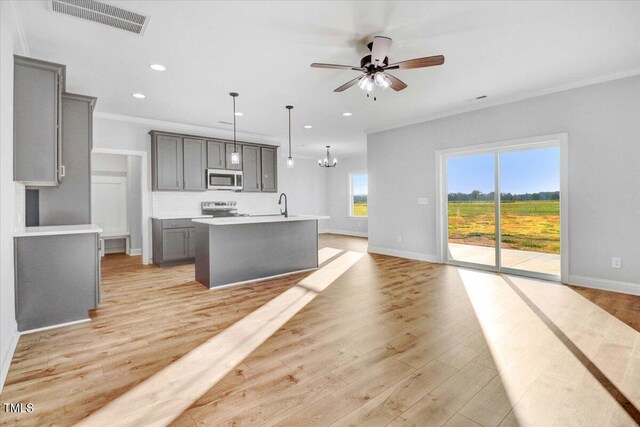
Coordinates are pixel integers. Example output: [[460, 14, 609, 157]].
[[152, 191, 282, 218]]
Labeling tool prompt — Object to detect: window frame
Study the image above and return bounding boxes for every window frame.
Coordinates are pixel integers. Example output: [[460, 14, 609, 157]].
[[348, 171, 368, 219]]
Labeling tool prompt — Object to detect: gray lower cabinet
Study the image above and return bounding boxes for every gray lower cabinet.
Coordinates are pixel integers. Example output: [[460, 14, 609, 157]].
[[15, 232, 100, 332], [38, 93, 96, 225], [225, 142, 242, 170], [260, 147, 278, 192], [242, 145, 261, 192], [14, 55, 66, 186], [207, 140, 225, 169], [183, 138, 207, 191], [152, 218, 196, 266]]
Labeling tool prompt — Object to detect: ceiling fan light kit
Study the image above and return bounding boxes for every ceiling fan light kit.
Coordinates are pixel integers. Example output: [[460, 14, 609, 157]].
[[311, 35, 445, 95]]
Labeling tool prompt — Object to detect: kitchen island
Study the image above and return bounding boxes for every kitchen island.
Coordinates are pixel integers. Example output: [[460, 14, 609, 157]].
[[193, 215, 329, 288]]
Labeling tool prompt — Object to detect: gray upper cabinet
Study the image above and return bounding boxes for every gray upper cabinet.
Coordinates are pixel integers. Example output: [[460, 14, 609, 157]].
[[152, 134, 183, 191], [150, 130, 276, 192], [183, 138, 207, 191], [39, 93, 96, 225], [242, 145, 261, 192], [225, 142, 242, 170], [14, 56, 66, 186], [207, 140, 225, 169], [260, 147, 277, 192]]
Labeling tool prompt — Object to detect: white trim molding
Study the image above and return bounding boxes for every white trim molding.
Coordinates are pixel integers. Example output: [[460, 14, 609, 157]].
[[367, 245, 439, 263], [321, 229, 368, 238], [0, 330, 19, 393], [569, 275, 640, 296]]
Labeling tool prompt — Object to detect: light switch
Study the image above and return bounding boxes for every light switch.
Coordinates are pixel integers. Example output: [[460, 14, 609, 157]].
[[417, 198, 429, 205]]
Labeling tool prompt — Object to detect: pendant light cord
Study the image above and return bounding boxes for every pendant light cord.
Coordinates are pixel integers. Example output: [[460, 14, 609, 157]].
[[288, 108, 291, 157]]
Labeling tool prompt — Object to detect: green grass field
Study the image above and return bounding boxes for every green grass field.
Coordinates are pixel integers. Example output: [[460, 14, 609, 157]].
[[353, 202, 368, 217], [448, 200, 560, 253]]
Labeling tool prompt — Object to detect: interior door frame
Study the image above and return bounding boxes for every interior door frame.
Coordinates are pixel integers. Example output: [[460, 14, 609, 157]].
[[435, 133, 569, 283]]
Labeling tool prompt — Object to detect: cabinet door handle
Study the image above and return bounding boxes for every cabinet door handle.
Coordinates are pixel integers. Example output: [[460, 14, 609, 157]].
[[60, 165, 66, 177]]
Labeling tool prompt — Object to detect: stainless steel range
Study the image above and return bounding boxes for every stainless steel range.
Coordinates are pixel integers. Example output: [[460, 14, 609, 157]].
[[201, 201, 247, 217]]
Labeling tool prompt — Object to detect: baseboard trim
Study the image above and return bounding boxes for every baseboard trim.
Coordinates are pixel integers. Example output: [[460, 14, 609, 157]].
[[367, 245, 439, 263], [0, 328, 19, 394], [569, 275, 640, 296], [320, 229, 368, 238], [20, 318, 91, 335], [127, 248, 142, 256]]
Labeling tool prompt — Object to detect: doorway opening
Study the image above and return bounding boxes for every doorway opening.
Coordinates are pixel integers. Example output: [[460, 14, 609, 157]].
[[436, 134, 568, 282]]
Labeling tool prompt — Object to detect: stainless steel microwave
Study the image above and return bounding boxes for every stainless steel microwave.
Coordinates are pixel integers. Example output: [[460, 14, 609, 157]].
[[206, 169, 243, 191]]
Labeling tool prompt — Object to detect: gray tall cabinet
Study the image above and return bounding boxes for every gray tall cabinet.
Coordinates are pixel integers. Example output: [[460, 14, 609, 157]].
[[38, 93, 96, 225], [13, 55, 100, 332], [14, 56, 66, 186]]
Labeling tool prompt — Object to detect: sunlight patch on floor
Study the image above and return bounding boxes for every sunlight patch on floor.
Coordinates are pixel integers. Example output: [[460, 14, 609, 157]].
[[76, 249, 364, 427], [456, 268, 640, 426]]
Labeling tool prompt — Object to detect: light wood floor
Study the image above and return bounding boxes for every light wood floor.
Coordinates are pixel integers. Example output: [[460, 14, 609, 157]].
[[1, 235, 639, 426]]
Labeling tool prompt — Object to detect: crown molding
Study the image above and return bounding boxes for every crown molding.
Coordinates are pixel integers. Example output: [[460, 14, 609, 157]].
[[93, 111, 283, 146], [367, 67, 640, 135], [8, 1, 29, 56]]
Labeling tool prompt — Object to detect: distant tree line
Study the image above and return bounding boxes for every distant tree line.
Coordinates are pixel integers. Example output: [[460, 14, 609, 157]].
[[448, 190, 559, 202], [353, 195, 368, 203]]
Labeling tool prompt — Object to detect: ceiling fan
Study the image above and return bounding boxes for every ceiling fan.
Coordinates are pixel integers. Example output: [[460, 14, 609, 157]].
[[311, 36, 444, 94]]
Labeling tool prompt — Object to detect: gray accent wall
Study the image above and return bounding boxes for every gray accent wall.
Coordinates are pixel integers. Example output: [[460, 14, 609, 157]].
[[367, 75, 640, 288]]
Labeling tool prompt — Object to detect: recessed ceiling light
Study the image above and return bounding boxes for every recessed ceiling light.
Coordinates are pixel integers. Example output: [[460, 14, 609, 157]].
[[476, 95, 487, 100], [342, 112, 352, 117], [304, 125, 312, 129], [234, 112, 243, 116], [149, 64, 166, 71], [132, 92, 146, 99]]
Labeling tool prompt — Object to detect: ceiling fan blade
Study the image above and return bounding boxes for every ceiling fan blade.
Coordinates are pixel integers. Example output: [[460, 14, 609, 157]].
[[334, 76, 362, 92], [385, 73, 407, 91], [385, 55, 445, 70], [311, 63, 363, 71], [371, 36, 392, 67]]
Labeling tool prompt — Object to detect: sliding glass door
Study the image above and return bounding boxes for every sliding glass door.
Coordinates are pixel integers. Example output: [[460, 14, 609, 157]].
[[447, 153, 496, 268], [444, 143, 562, 280]]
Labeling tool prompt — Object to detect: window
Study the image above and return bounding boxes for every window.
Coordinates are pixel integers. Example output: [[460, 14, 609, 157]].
[[349, 173, 368, 218]]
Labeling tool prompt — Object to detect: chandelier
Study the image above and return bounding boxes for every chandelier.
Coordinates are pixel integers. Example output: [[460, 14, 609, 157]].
[[318, 146, 337, 168]]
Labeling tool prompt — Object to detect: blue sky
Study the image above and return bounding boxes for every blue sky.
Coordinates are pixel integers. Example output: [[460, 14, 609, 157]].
[[447, 147, 560, 194], [352, 174, 368, 195]]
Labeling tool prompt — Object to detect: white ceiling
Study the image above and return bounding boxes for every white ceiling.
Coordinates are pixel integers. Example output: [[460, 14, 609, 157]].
[[15, 1, 640, 158]]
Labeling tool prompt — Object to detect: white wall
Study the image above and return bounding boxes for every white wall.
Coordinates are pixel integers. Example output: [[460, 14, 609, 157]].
[[368, 75, 640, 292], [127, 156, 142, 251], [0, 1, 24, 392], [325, 154, 368, 237]]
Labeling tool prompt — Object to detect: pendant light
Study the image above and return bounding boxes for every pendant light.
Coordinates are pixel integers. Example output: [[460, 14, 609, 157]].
[[318, 145, 337, 168], [285, 105, 294, 168], [230, 92, 240, 165]]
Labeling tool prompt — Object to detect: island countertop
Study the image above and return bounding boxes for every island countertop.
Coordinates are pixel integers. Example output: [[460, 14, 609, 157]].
[[192, 214, 329, 226], [14, 224, 103, 237]]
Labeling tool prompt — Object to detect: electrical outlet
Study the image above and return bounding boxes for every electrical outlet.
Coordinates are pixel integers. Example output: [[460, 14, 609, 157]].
[[611, 257, 622, 269], [397, 235, 403, 243]]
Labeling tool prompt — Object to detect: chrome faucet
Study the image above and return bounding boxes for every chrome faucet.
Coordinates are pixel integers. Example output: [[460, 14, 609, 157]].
[[278, 193, 288, 218]]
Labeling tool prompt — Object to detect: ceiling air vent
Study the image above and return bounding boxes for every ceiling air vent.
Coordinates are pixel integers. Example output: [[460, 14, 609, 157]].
[[50, 0, 149, 35]]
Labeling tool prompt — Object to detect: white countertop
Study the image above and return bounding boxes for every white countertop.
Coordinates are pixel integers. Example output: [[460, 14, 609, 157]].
[[192, 214, 329, 226], [151, 215, 214, 220], [14, 224, 103, 237]]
